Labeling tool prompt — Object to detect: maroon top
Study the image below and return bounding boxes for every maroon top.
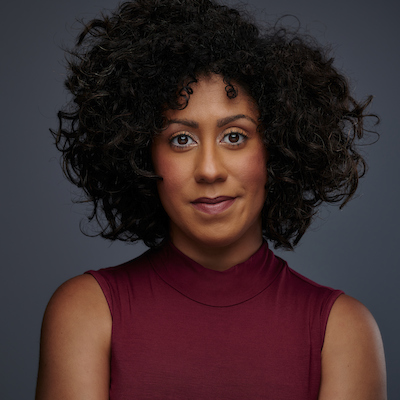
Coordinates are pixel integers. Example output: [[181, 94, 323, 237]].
[[87, 242, 343, 400]]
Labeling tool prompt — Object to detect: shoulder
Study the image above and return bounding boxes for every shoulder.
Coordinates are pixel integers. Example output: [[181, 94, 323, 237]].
[[281, 264, 343, 309], [43, 274, 111, 329], [323, 295, 385, 361], [319, 294, 387, 400], [36, 275, 111, 399], [40, 274, 112, 356], [88, 247, 157, 282], [86, 247, 158, 298]]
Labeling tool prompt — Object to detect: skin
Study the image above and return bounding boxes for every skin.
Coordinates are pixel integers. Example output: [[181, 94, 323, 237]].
[[319, 295, 387, 399], [152, 75, 268, 270], [36, 74, 387, 399], [35, 275, 111, 400]]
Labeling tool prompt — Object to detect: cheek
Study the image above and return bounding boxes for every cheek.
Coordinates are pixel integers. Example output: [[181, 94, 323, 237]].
[[153, 146, 178, 184], [154, 155, 188, 202], [239, 149, 268, 189], [157, 159, 186, 184]]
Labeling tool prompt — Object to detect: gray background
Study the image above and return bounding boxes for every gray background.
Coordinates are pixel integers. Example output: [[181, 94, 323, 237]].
[[1, 0, 399, 398]]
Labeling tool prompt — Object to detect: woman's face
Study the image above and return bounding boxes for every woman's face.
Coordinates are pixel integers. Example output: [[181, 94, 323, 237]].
[[152, 74, 267, 257]]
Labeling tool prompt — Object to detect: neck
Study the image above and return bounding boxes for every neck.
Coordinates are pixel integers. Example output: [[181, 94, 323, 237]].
[[170, 233, 264, 271]]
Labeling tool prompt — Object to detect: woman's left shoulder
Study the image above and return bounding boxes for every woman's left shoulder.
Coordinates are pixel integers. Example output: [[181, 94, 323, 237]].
[[319, 294, 387, 400]]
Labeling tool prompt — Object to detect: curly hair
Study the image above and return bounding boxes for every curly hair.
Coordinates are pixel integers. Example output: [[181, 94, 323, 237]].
[[54, 0, 375, 249]]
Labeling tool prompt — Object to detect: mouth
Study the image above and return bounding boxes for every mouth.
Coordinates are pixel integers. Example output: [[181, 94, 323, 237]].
[[191, 196, 236, 215]]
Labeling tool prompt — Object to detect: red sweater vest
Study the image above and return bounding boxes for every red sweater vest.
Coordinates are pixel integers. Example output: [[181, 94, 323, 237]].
[[87, 242, 343, 399]]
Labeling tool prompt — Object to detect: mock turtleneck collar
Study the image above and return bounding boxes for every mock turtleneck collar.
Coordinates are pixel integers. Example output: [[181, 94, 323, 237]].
[[148, 241, 284, 307]]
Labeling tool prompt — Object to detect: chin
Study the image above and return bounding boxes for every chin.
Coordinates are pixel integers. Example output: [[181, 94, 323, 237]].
[[190, 231, 253, 250]]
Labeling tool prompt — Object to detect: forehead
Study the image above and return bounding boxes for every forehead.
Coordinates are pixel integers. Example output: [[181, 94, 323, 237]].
[[164, 75, 259, 122]]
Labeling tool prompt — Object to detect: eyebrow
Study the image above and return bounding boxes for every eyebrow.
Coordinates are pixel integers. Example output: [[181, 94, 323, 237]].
[[166, 114, 257, 129], [167, 118, 199, 129], [216, 114, 257, 127]]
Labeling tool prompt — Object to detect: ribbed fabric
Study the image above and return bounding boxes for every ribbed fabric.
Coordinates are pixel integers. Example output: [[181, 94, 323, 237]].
[[87, 242, 343, 400]]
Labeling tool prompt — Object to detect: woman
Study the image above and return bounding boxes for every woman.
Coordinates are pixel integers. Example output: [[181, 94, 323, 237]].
[[36, 0, 386, 398]]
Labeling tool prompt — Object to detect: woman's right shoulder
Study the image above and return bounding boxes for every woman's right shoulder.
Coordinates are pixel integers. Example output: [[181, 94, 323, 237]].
[[44, 274, 110, 324], [41, 274, 112, 354], [36, 275, 111, 400]]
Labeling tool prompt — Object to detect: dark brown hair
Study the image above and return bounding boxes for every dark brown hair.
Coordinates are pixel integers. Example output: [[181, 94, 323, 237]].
[[54, 0, 375, 249]]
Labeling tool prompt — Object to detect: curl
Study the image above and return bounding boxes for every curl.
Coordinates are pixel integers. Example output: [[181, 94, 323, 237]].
[[52, 0, 377, 249]]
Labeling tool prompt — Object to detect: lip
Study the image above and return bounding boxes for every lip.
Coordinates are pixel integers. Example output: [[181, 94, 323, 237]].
[[191, 196, 236, 215]]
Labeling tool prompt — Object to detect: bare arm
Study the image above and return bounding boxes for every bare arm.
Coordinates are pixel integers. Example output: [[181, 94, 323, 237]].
[[35, 274, 111, 400], [319, 294, 387, 400]]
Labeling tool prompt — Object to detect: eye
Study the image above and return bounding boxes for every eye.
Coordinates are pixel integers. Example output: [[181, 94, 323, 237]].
[[170, 133, 196, 148], [221, 131, 247, 145]]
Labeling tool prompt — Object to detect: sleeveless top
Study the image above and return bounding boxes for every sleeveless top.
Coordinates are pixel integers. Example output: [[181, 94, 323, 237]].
[[87, 242, 343, 400]]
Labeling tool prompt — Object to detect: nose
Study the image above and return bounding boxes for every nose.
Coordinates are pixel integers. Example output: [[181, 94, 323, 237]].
[[194, 145, 228, 183]]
